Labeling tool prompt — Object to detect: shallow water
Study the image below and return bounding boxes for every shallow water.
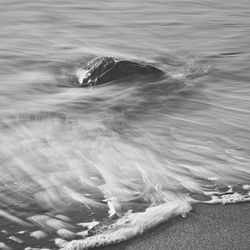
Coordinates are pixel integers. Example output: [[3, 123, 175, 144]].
[[0, 0, 250, 249]]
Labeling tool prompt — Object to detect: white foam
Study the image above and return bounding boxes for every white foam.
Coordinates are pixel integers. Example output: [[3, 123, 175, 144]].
[[169, 72, 185, 81], [55, 238, 68, 248], [242, 184, 250, 190], [204, 192, 250, 204], [103, 190, 117, 217], [75, 69, 90, 85], [207, 177, 219, 181], [60, 200, 191, 250], [78, 221, 100, 230]]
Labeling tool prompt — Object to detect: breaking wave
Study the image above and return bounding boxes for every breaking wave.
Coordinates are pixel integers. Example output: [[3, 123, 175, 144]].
[[0, 56, 249, 250]]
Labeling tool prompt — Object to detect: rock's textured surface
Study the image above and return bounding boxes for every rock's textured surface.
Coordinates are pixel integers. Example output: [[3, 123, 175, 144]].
[[78, 57, 165, 87]]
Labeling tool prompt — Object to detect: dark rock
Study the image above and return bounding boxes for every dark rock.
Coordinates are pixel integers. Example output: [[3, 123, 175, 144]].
[[78, 57, 165, 87]]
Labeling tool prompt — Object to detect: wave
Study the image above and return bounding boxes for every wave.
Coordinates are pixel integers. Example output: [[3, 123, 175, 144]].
[[0, 56, 249, 250]]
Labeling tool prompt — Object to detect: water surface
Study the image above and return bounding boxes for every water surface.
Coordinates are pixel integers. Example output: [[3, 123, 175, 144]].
[[0, 0, 250, 249]]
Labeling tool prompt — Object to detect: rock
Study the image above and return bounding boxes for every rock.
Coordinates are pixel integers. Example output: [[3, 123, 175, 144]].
[[8, 236, 23, 243], [30, 230, 47, 240], [56, 228, 76, 239], [0, 242, 11, 250], [77, 57, 165, 87], [28, 215, 50, 229]]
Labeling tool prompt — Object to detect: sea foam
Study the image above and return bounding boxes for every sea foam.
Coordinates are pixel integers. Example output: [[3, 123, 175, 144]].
[[61, 200, 191, 250]]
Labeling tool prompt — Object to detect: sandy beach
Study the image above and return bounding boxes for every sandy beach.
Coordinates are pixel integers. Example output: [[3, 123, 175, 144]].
[[96, 203, 250, 250]]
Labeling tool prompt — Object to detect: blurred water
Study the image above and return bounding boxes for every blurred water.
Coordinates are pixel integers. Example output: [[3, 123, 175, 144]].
[[0, 0, 250, 249]]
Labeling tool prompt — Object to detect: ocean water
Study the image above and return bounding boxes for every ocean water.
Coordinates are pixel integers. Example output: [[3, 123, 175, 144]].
[[0, 0, 250, 249]]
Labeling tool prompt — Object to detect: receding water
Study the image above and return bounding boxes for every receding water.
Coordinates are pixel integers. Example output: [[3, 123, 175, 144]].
[[0, 0, 250, 249]]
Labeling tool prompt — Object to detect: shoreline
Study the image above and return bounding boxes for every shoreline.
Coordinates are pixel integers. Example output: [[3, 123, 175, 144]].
[[95, 202, 250, 250]]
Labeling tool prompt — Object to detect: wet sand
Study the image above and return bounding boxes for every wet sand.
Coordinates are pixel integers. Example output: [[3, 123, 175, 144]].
[[96, 202, 250, 250], [1, 203, 249, 249]]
